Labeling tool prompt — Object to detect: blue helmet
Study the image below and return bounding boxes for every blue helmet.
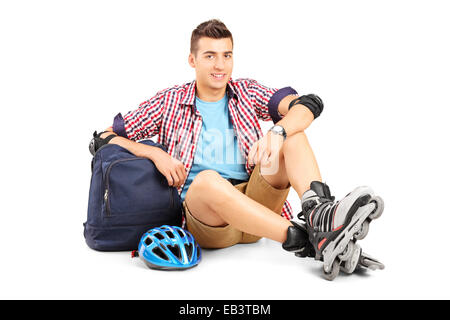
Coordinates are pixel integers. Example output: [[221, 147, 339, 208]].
[[136, 225, 201, 270]]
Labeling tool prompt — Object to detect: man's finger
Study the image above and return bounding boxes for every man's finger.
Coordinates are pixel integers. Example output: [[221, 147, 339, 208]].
[[176, 166, 186, 185], [165, 172, 174, 186], [170, 170, 182, 188], [261, 150, 270, 166]]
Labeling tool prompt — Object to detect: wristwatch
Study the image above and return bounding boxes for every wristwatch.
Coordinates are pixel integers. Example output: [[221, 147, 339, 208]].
[[269, 125, 287, 141]]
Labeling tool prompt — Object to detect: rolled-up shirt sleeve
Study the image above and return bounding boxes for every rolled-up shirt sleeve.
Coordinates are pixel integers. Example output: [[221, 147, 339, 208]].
[[112, 91, 165, 141], [247, 79, 298, 123]]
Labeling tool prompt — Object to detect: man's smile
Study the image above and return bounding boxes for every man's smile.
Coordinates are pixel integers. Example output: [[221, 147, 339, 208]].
[[211, 73, 226, 80]]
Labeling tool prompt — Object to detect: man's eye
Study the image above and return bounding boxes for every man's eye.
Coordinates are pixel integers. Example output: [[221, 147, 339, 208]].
[[207, 55, 214, 59]]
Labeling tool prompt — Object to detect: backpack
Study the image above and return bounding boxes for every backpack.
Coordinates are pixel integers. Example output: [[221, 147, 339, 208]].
[[83, 139, 182, 251]]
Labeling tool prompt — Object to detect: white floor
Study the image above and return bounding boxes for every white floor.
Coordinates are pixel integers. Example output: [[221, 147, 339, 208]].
[[0, 187, 446, 300]]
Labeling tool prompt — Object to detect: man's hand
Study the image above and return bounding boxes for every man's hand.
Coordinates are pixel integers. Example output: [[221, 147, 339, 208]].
[[150, 148, 187, 188], [248, 131, 284, 167]]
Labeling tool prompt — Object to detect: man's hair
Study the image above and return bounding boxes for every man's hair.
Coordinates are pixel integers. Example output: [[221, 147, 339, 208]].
[[190, 19, 233, 56]]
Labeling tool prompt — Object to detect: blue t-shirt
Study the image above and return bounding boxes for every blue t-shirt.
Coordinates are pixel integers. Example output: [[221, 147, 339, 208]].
[[180, 95, 249, 201]]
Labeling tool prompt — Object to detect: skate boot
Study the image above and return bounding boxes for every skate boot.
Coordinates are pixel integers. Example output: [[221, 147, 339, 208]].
[[282, 220, 315, 258], [282, 221, 385, 275], [299, 181, 384, 280]]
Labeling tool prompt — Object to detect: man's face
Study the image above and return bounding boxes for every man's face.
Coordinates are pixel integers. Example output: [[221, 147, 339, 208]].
[[188, 37, 233, 91]]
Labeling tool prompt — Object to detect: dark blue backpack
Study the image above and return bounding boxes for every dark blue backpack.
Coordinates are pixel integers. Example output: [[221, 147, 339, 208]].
[[84, 140, 182, 251]]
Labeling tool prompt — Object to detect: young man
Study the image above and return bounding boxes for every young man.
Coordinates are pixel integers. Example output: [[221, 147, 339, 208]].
[[96, 19, 384, 280]]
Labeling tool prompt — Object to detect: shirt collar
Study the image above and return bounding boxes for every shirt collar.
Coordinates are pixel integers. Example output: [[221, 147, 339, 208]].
[[180, 79, 237, 107]]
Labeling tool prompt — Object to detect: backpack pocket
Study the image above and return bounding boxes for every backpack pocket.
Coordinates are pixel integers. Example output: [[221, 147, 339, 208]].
[[102, 157, 179, 226]]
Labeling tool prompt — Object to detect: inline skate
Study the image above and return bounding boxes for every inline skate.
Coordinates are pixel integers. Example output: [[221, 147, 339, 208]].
[[284, 181, 384, 280]]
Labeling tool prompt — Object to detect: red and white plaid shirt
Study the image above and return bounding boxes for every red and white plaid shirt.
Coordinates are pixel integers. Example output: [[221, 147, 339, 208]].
[[113, 78, 298, 220]]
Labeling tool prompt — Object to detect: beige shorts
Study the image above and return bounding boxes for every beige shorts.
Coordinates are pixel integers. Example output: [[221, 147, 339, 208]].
[[182, 164, 290, 249]]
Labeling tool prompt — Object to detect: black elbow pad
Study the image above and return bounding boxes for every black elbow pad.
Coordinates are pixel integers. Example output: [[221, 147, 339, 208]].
[[288, 94, 324, 119], [89, 131, 117, 156]]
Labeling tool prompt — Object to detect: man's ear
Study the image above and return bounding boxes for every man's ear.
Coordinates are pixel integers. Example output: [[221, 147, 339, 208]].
[[188, 53, 196, 68]]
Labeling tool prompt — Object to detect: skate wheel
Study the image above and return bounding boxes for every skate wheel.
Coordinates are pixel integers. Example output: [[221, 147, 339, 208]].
[[369, 196, 384, 220], [338, 240, 355, 261], [354, 221, 370, 240], [341, 245, 362, 274], [323, 260, 340, 281]]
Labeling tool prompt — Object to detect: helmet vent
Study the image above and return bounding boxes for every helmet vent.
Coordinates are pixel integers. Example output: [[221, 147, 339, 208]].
[[144, 237, 153, 246], [177, 229, 185, 238], [166, 231, 175, 239], [152, 247, 169, 261], [168, 244, 182, 260], [154, 232, 165, 240], [184, 243, 193, 260]]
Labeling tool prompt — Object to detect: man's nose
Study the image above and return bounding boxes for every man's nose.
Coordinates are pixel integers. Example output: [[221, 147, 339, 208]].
[[214, 57, 225, 69]]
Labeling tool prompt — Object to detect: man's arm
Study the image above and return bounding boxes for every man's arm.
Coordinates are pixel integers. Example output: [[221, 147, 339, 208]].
[[99, 128, 187, 188], [275, 95, 315, 137], [247, 95, 316, 166], [96, 94, 165, 160], [100, 127, 161, 161], [246, 80, 317, 135]]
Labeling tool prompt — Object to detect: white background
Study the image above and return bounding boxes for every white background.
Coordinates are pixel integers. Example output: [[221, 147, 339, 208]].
[[1, 0, 449, 299]]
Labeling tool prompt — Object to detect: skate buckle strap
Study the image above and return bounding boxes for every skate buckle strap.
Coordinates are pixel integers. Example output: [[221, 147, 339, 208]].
[[320, 195, 335, 202], [303, 198, 321, 213]]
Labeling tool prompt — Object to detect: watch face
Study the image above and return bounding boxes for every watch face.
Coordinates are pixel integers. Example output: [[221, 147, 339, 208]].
[[270, 125, 286, 139], [272, 126, 283, 134]]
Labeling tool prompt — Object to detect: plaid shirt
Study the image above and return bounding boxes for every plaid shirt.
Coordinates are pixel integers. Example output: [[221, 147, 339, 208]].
[[113, 78, 298, 220]]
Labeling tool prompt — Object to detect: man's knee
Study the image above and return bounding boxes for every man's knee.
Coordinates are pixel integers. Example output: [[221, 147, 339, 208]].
[[185, 170, 230, 226], [186, 170, 229, 204], [282, 131, 307, 153], [190, 170, 223, 190]]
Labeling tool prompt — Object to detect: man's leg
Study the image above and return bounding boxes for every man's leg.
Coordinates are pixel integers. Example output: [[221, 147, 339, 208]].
[[185, 170, 292, 243], [261, 131, 322, 199]]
